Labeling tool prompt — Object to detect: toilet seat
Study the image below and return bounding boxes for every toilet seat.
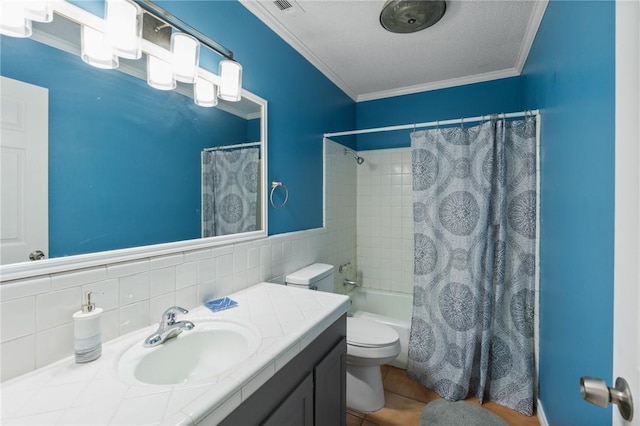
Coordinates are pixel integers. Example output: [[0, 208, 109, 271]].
[[346, 317, 401, 366], [347, 317, 399, 348]]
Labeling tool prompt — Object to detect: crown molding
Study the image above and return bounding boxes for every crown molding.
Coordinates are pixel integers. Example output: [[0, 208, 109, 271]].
[[515, 0, 549, 73], [356, 68, 521, 102]]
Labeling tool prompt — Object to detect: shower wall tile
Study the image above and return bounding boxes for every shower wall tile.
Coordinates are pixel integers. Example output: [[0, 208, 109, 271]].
[[324, 139, 358, 293], [357, 147, 414, 294]]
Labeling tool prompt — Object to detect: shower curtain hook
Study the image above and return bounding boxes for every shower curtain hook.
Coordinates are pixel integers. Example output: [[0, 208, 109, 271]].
[[460, 117, 464, 129]]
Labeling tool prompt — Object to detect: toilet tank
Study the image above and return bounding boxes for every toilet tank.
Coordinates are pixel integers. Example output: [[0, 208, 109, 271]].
[[285, 263, 334, 292]]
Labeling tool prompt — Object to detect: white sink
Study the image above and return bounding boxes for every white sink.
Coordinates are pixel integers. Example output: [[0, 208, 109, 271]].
[[117, 319, 261, 386]]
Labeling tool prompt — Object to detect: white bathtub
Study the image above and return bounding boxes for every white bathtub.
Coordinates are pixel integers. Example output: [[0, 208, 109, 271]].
[[347, 287, 413, 369]]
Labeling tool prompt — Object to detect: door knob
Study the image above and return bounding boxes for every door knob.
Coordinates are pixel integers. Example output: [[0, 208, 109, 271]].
[[580, 376, 634, 421], [29, 250, 46, 261]]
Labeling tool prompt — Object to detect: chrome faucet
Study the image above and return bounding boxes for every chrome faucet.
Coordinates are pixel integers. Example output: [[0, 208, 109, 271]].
[[343, 278, 359, 287], [143, 306, 195, 347]]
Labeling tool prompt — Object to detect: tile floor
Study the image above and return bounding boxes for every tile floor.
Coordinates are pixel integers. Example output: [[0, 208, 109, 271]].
[[346, 366, 540, 426]]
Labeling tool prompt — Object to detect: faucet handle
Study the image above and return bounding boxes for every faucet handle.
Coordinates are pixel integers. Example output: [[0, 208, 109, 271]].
[[161, 306, 189, 325]]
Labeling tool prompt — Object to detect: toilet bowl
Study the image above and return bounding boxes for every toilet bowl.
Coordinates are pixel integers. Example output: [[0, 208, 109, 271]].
[[346, 317, 400, 412], [285, 263, 401, 414]]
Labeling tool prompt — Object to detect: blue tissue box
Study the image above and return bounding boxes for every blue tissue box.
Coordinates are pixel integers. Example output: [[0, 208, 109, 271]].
[[205, 297, 238, 312]]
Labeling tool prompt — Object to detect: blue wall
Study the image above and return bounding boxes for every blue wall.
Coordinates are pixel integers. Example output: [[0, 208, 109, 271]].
[[354, 77, 523, 150], [521, 1, 615, 424]]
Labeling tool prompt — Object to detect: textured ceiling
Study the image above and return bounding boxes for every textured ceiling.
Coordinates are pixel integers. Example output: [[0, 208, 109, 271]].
[[240, 0, 548, 102]]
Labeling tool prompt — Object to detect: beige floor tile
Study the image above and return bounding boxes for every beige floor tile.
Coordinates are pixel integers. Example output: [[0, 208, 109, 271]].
[[347, 408, 365, 419], [347, 364, 539, 426], [380, 365, 390, 380], [477, 400, 540, 426], [383, 366, 440, 404], [347, 412, 364, 426], [363, 391, 425, 426]]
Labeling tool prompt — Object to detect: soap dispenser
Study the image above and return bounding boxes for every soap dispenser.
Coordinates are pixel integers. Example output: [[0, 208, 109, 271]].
[[72, 291, 103, 363]]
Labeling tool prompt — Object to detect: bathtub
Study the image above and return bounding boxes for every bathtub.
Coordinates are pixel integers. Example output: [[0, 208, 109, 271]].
[[347, 287, 413, 369]]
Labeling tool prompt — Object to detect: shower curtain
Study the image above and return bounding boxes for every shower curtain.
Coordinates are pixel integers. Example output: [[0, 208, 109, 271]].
[[408, 118, 536, 415], [202, 147, 259, 237]]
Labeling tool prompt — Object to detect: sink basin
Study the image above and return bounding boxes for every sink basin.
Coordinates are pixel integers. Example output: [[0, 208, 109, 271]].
[[117, 319, 260, 386]]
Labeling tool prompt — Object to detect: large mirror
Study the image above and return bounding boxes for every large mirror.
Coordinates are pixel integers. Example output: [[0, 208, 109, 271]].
[[0, 5, 267, 274]]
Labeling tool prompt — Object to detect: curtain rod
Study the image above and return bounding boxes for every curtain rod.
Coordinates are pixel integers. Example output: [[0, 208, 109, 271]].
[[203, 142, 260, 152], [324, 109, 540, 138]]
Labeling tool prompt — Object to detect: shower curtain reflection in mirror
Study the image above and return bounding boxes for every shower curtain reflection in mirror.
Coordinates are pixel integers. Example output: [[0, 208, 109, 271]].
[[202, 145, 260, 237]]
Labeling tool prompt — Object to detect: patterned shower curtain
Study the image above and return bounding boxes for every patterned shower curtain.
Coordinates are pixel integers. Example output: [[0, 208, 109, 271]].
[[408, 118, 536, 415], [202, 147, 259, 237]]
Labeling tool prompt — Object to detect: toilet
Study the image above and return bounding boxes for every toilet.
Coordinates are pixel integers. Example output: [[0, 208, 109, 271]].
[[285, 263, 401, 413]]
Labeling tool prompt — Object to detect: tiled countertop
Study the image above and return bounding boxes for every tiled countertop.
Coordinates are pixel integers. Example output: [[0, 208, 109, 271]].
[[1, 283, 350, 425]]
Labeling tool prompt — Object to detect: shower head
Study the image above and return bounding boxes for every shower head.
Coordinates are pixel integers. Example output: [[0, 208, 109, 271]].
[[344, 148, 365, 165], [380, 0, 446, 34]]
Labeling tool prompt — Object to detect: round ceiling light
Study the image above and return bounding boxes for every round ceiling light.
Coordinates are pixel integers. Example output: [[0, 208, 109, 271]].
[[380, 0, 446, 34]]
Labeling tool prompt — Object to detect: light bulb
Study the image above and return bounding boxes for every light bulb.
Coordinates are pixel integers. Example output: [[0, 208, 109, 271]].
[[218, 60, 242, 102], [25, 1, 53, 23], [147, 55, 176, 91], [105, 0, 142, 59], [171, 33, 199, 84], [81, 26, 119, 69], [0, 2, 32, 38], [194, 78, 218, 107]]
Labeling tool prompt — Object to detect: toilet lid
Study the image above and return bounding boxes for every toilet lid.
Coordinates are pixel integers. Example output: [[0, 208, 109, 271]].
[[347, 317, 399, 348]]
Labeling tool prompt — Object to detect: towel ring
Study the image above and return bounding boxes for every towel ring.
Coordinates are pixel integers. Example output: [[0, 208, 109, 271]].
[[270, 181, 289, 209]]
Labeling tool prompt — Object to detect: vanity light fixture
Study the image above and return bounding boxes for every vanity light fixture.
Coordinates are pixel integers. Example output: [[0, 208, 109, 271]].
[[25, 1, 54, 23], [81, 25, 119, 70], [1, 0, 244, 106], [147, 55, 176, 90], [171, 32, 200, 83], [105, 0, 143, 60], [1, 0, 54, 37], [218, 59, 243, 102], [194, 77, 218, 107], [0, 1, 32, 38]]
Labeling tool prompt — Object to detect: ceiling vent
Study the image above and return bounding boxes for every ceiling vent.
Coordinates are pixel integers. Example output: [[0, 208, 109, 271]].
[[272, 0, 305, 16]]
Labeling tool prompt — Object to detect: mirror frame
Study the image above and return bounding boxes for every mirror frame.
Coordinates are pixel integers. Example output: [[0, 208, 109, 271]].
[[0, 89, 268, 282]]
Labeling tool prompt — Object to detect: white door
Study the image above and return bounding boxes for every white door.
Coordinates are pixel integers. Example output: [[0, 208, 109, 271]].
[[613, 1, 639, 425], [0, 76, 49, 264]]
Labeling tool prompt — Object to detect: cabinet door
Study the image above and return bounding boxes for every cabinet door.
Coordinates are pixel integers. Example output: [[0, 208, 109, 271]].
[[314, 337, 347, 426], [261, 373, 313, 426]]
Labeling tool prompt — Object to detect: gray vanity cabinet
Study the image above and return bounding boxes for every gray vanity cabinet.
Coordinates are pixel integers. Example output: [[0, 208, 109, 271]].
[[314, 337, 347, 426], [262, 373, 314, 426], [217, 315, 347, 426]]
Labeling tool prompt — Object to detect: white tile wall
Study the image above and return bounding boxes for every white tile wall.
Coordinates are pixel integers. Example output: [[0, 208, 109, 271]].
[[356, 147, 414, 294], [324, 139, 358, 293], [0, 226, 344, 381]]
